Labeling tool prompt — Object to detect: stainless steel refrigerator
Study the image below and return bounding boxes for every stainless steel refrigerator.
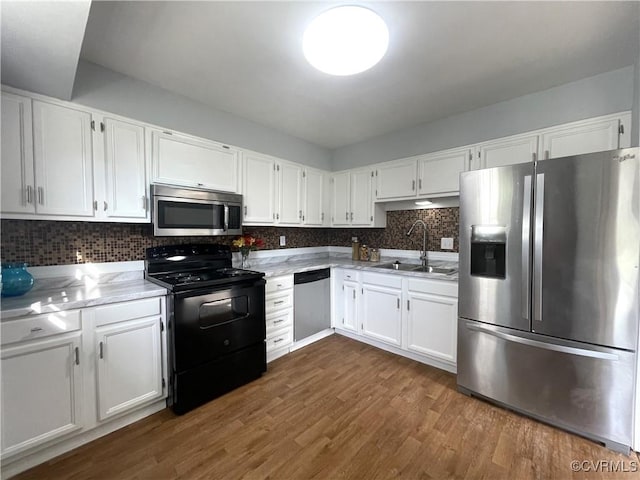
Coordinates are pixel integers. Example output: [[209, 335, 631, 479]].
[[457, 148, 639, 453]]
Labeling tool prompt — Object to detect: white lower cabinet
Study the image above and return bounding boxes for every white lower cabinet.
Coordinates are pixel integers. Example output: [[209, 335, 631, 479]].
[[265, 275, 294, 361], [361, 273, 402, 347], [0, 296, 167, 473], [95, 317, 163, 421], [335, 269, 458, 371], [1, 331, 83, 458]]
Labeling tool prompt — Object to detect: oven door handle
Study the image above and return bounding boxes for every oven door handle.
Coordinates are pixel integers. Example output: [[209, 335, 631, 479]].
[[198, 313, 251, 330]]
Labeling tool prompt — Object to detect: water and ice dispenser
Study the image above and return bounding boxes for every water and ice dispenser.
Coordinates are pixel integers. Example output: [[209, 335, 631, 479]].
[[470, 225, 506, 278]]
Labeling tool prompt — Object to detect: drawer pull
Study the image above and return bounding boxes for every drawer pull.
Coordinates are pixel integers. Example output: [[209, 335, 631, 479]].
[[74, 347, 80, 365], [277, 284, 283, 287], [274, 338, 284, 343], [30, 327, 44, 333], [273, 319, 285, 324], [99, 341, 104, 359], [273, 300, 285, 305]]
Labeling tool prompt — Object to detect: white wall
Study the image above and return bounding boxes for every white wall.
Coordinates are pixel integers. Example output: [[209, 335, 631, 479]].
[[72, 61, 332, 171], [332, 66, 636, 170]]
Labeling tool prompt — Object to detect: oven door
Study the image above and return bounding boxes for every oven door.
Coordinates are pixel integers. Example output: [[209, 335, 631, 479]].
[[172, 280, 266, 372], [153, 195, 226, 236]]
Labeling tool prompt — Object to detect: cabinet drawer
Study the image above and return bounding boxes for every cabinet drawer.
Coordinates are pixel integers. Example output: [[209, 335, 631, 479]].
[[407, 278, 458, 297], [362, 272, 403, 289], [266, 275, 294, 293], [265, 290, 293, 313], [342, 270, 359, 282], [266, 326, 293, 352], [94, 297, 162, 327], [266, 309, 293, 335], [1, 310, 82, 345]]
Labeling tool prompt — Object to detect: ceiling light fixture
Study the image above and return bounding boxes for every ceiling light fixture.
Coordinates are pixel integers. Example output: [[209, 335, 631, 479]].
[[303, 6, 389, 76]]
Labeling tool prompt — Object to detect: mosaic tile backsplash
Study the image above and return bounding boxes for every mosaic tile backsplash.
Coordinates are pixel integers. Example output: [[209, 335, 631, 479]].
[[1, 208, 459, 266]]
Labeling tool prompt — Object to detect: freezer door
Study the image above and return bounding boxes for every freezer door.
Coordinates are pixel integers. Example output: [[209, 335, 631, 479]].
[[533, 149, 639, 350], [458, 319, 634, 451], [459, 163, 534, 331]]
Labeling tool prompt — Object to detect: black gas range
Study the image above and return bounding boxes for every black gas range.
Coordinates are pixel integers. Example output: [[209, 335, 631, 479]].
[[145, 244, 266, 414]]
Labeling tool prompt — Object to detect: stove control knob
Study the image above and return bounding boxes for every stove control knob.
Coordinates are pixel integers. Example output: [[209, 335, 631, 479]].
[[223, 339, 230, 346]]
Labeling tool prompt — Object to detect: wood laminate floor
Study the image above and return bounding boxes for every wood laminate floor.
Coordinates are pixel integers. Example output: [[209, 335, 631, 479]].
[[12, 334, 640, 480]]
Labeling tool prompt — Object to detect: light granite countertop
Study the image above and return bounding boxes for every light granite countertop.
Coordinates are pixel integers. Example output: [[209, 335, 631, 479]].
[[1, 279, 167, 320], [251, 255, 459, 282]]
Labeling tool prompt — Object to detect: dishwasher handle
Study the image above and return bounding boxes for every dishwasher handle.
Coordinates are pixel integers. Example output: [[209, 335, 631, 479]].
[[294, 268, 331, 285]]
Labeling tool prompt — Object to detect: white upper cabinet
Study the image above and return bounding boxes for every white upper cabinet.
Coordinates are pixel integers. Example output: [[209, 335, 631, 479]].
[[242, 151, 276, 223], [540, 113, 630, 160], [302, 168, 325, 226], [277, 162, 303, 225], [350, 169, 373, 226], [151, 129, 239, 193], [375, 159, 417, 200], [1, 92, 34, 214], [100, 117, 148, 220], [417, 147, 470, 197], [32, 100, 95, 217], [476, 133, 539, 169], [330, 171, 351, 226]]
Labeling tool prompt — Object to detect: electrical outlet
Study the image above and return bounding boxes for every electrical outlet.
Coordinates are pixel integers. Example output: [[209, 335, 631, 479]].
[[441, 237, 454, 250], [351, 237, 358, 242], [279, 235, 286, 247]]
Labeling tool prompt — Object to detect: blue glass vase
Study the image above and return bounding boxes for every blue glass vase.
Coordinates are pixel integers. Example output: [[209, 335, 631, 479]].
[[1, 263, 34, 297]]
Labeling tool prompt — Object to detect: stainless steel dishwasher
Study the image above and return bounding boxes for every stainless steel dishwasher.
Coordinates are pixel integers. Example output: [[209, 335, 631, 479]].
[[293, 268, 331, 341]]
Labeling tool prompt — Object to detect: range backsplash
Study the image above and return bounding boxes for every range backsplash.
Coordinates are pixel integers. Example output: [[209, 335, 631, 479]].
[[0, 208, 458, 266]]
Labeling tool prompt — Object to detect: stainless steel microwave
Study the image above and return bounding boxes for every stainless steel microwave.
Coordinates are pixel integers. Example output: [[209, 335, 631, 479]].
[[151, 184, 243, 236]]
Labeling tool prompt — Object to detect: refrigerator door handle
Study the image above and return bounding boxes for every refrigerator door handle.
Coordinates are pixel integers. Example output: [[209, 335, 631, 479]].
[[463, 322, 619, 361], [521, 175, 532, 321], [533, 173, 544, 324]]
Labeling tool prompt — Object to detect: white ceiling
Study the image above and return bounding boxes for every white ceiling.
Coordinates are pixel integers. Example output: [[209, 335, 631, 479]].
[[81, 1, 640, 149]]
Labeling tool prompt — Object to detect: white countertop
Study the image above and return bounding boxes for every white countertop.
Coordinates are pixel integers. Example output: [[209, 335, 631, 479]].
[[1, 279, 167, 320]]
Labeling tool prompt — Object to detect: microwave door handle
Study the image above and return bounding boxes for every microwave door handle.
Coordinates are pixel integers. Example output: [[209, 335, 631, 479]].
[[223, 204, 229, 231]]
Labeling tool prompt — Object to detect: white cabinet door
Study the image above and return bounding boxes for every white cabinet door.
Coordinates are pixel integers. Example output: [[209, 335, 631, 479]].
[[95, 317, 163, 421], [540, 114, 629, 160], [1, 92, 35, 214], [102, 118, 148, 220], [1, 332, 83, 458], [32, 100, 95, 216], [342, 280, 359, 332], [417, 148, 470, 196], [477, 134, 538, 169], [361, 284, 402, 346], [277, 162, 302, 225], [242, 152, 276, 224], [331, 171, 351, 226], [151, 130, 239, 192], [406, 291, 458, 363], [375, 159, 417, 200], [303, 168, 324, 226], [350, 169, 373, 226]]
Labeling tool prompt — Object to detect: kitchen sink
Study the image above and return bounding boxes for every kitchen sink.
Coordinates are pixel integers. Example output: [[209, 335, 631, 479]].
[[372, 262, 457, 275]]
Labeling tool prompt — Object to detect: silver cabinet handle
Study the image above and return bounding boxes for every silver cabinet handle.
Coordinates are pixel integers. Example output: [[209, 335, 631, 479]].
[[412, 180, 416, 191], [352, 290, 356, 299], [299, 210, 302, 219], [273, 319, 285, 324], [37, 187, 44, 205], [103, 201, 108, 211], [273, 300, 285, 305], [276, 213, 279, 220], [350, 212, 353, 221], [94, 200, 98, 211], [397, 298, 400, 309], [142, 195, 147, 210], [521, 175, 532, 321], [244, 205, 248, 216], [99, 341, 104, 359], [26, 185, 33, 204], [533, 173, 545, 324], [418, 179, 422, 190], [276, 283, 283, 287], [321, 212, 324, 221], [30, 326, 43, 333], [407, 300, 410, 311], [274, 338, 284, 344], [74, 347, 80, 365], [345, 211, 349, 221]]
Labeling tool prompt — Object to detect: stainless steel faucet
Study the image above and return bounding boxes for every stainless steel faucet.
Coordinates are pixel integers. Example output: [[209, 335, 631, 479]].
[[406, 219, 428, 267]]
